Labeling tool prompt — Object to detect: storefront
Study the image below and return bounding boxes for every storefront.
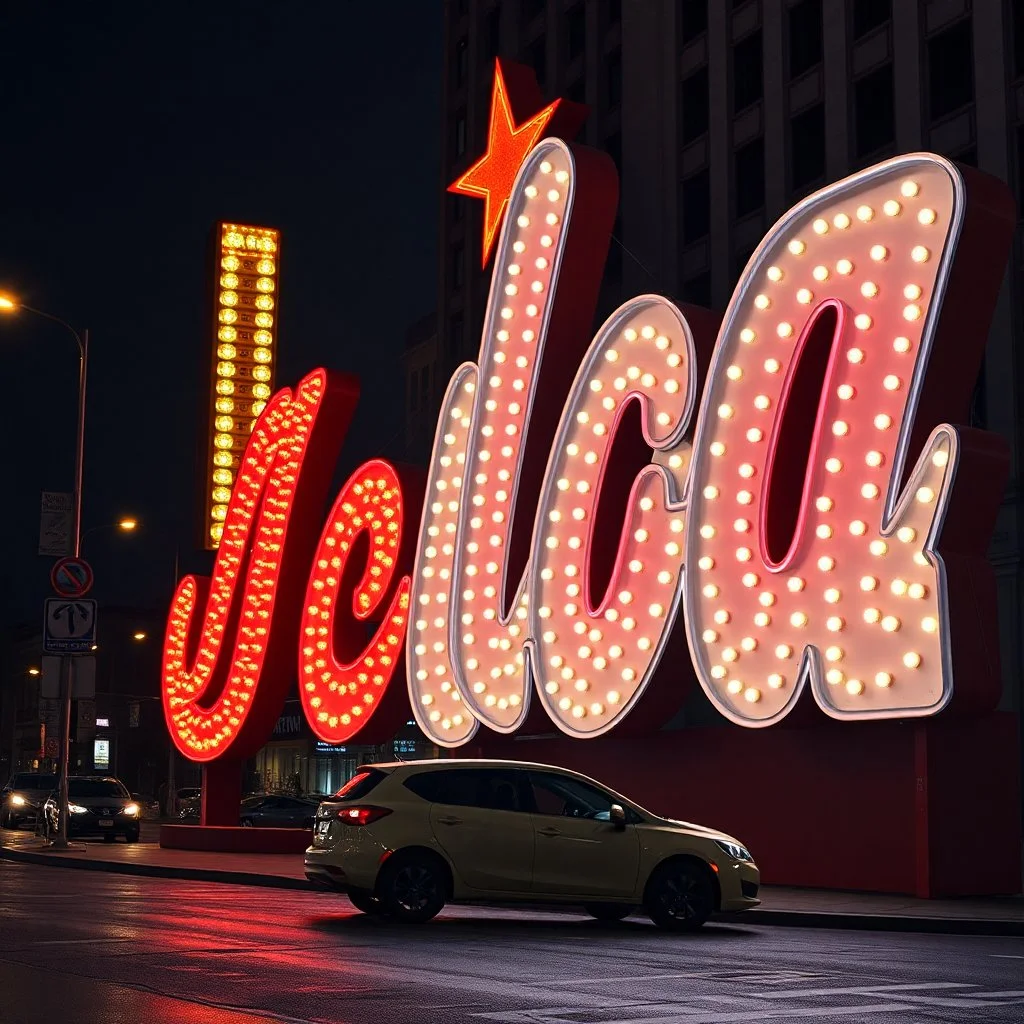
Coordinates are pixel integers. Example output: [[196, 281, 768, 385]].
[[251, 700, 440, 798]]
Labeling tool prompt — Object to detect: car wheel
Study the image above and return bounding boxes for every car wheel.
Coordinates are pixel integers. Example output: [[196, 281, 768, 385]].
[[583, 902, 635, 923], [645, 860, 716, 932], [1, 811, 10, 829], [103, 833, 117, 843], [347, 889, 383, 915], [377, 854, 447, 923], [125, 832, 140, 844]]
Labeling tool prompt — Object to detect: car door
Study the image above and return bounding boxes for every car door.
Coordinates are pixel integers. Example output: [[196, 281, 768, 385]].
[[418, 768, 535, 894], [526, 770, 640, 898]]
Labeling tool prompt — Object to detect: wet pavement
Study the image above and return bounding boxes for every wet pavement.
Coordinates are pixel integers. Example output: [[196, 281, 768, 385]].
[[2, 861, 1023, 1023]]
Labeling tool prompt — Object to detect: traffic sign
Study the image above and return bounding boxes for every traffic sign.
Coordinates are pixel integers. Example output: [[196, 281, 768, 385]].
[[39, 492, 73, 557], [50, 557, 94, 598], [43, 598, 98, 654]]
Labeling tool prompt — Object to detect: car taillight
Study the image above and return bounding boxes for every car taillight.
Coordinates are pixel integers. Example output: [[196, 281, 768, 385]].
[[335, 806, 391, 827]]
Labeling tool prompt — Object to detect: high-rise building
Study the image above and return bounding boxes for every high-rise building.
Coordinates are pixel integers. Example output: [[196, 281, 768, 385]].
[[419, 0, 1022, 800]]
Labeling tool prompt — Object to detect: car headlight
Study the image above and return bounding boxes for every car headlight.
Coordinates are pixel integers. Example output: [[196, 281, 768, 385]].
[[68, 804, 89, 814], [121, 803, 140, 816], [10, 795, 26, 807], [714, 839, 753, 862]]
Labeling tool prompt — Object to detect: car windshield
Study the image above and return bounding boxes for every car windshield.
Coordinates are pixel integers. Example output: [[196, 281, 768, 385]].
[[68, 780, 128, 799], [11, 774, 56, 791]]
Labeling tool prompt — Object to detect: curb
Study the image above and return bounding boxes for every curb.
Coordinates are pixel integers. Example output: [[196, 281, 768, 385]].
[[3, 845, 1021, 936]]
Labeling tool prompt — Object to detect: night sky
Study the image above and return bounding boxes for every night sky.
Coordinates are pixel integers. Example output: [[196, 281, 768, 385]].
[[0, 3, 442, 624]]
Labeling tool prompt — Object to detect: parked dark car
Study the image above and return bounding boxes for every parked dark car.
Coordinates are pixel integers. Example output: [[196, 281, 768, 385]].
[[2, 773, 57, 829], [43, 776, 141, 842], [177, 793, 317, 829]]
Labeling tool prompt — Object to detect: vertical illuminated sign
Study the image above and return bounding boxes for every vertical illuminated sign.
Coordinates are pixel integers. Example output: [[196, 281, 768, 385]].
[[204, 222, 280, 550]]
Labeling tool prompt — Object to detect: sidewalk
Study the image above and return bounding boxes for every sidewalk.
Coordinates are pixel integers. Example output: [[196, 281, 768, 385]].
[[2, 828, 1021, 935]]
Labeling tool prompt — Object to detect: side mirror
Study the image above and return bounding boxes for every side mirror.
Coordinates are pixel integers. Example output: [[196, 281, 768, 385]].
[[609, 804, 627, 829]]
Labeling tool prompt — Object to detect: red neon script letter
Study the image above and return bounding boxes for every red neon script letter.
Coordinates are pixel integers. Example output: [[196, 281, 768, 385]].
[[162, 369, 358, 760]]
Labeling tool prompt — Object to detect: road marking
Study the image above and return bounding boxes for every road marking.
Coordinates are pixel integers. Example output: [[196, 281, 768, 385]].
[[992, 954, 1024, 959], [755, 981, 975, 999]]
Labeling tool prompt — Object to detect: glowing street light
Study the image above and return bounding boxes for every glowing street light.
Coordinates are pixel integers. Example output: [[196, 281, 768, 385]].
[[27, 668, 40, 677], [0, 291, 88, 852], [118, 518, 138, 531], [132, 632, 147, 641]]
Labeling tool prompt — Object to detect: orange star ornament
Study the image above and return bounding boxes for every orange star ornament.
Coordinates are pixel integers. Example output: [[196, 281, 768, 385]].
[[449, 59, 588, 267]]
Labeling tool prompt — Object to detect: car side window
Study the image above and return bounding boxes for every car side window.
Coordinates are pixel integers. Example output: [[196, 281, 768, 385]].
[[405, 769, 528, 812], [527, 771, 635, 821]]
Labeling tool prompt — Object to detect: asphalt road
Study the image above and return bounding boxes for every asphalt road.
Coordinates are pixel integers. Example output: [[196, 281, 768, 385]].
[[1, 862, 1023, 1024]]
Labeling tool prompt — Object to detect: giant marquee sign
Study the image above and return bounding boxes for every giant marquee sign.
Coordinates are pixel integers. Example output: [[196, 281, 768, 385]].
[[163, 62, 1013, 765]]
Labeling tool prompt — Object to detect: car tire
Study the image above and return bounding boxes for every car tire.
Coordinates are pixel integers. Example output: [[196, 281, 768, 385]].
[[644, 860, 716, 932], [377, 853, 447, 924], [583, 902, 634, 923], [103, 833, 117, 843], [1, 811, 10, 829], [347, 889, 383, 915], [125, 832, 140, 844]]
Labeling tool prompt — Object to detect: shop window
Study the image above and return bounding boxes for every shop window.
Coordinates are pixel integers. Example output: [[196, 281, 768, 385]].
[[788, 0, 822, 79], [791, 103, 825, 190], [735, 137, 765, 217], [852, 0, 890, 39], [928, 19, 974, 121], [681, 66, 709, 143], [733, 30, 763, 112], [680, 0, 708, 44], [680, 168, 711, 243], [854, 64, 894, 157]]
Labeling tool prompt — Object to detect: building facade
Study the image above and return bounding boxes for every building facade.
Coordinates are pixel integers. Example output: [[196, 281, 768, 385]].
[[404, 0, 1024, 886]]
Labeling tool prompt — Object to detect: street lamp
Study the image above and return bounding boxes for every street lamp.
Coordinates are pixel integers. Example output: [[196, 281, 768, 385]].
[[132, 632, 147, 641], [80, 518, 139, 554], [0, 293, 88, 851], [27, 668, 40, 677]]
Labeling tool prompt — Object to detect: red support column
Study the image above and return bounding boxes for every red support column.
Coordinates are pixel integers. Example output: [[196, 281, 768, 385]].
[[201, 760, 242, 827]]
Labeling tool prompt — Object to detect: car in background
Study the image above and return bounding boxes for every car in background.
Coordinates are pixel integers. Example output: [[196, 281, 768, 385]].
[[177, 793, 318, 829], [43, 776, 140, 843], [1, 773, 57, 829], [304, 759, 760, 931], [174, 787, 201, 814]]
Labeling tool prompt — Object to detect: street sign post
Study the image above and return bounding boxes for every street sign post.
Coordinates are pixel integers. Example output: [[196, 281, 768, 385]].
[[50, 557, 94, 599], [38, 492, 73, 557], [43, 599, 97, 655]]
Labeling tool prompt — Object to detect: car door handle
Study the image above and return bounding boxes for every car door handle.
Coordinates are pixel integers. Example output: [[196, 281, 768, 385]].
[[538, 826, 561, 837], [436, 815, 463, 826]]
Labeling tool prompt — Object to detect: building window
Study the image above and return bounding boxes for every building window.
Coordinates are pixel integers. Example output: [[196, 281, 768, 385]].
[[606, 47, 622, 107], [453, 112, 467, 157], [854, 64, 894, 157], [1015, 3, 1024, 78], [788, 0, 822, 79], [680, 0, 708, 44], [680, 66, 709, 143], [680, 271, 712, 309], [522, 0, 545, 26], [791, 103, 825, 190], [608, 0, 622, 27], [733, 31, 763, 112], [852, 0, 890, 40], [566, 3, 586, 63], [485, 8, 501, 60], [928, 19, 974, 121], [735, 137, 765, 216], [605, 131, 622, 176], [449, 193, 464, 225], [680, 168, 711, 244], [453, 38, 468, 88], [525, 35, 546, 88], [953, 146, 977, 168], [449, 315, 465, 359], [451, 243, 465, 290]]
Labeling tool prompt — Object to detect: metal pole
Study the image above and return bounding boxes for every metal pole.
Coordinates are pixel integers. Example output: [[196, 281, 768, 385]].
[[52, 327, 87, 850], [165, 545, 179, 819]]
